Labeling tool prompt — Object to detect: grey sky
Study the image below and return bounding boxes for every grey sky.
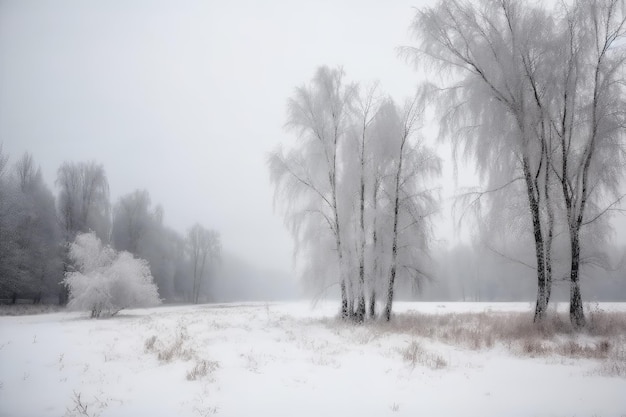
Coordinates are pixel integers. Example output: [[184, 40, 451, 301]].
[[0, 0, 435, 272], [1, 0, 624, 273]]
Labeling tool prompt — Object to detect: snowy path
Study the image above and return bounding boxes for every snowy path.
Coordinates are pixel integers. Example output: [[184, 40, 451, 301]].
[[1, 302, 625, 417]]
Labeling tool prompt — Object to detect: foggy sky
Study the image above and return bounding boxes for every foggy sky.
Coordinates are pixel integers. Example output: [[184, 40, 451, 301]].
[[1, 0, 624, 274]]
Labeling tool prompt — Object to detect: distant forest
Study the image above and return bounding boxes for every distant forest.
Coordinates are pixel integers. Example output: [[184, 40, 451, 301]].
[[0, 147, 227, 304]]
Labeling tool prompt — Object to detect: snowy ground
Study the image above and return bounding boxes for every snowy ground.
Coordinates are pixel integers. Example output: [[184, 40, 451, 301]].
[[1, 301, 626, 417]]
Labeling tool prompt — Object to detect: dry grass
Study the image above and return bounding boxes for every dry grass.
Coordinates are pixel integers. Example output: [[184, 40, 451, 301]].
[[321, 309, 626, 376], [144, 325, 220, 382], [599, 345, 626, 377], [144, 335, 157, 352], [186, 359, 219, 381], [400, 340, 447, 370], [0, 304, 64, 316], [378, 310, 626, 350], [144, 326, 195, 363]]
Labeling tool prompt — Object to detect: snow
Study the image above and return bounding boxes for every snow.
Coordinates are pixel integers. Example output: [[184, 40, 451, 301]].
[[1, 302, 625, 417]]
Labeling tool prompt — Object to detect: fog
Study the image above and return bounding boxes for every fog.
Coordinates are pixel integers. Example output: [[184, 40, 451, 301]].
[[1, 0, 625, 304], [0, 0, 424, 272]]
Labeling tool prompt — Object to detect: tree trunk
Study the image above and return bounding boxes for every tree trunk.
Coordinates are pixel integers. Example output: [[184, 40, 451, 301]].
[[384, 141, 404, 322], [384, 263, 396, 322], [544, 148, 554, 307], [368, 289, 376, 319], [355, 293, 366, 322], [331, 130, 348, 320], [523, 158, 548, 323], [569, 231, 586, 327], [340, 279, 348, 319], [355, 155, 367, 322], [369, 180, 380, 320], [59, 248, 70, 306], [348, 279, 355, 319], [544, 206, 554, 307]]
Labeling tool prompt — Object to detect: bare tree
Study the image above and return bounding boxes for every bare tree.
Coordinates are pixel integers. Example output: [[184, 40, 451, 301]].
[[410, 0, 560, 322], [411, 0, 626, 327], [347, 83, 380, 321], [271, 68, 440, 321], [269, 66, 357, 319], [15, 153, 37, 192], [546, 0, 626, 327], [186, 224, 221, 304], [112, 190, 151, 254], [377, 94, 441, 321], [56, 161, 111, 242]]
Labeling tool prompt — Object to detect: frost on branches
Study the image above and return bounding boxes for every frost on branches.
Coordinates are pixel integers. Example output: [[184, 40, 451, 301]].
[[63, 232, 161, 318]]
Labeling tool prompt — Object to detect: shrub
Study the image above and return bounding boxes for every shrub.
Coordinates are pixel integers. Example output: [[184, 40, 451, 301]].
[[63, 232, 161, 318]]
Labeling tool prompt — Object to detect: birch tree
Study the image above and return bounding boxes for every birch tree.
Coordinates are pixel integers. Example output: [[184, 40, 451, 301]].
[[375, 96, 441, 321], [271, 67, 440, 321], [269, 66, 357, 319], [410, 0, 626, 326], [546, 0, 626, 326], [345, 84, 381, 321], [411, 0, 560, 322]]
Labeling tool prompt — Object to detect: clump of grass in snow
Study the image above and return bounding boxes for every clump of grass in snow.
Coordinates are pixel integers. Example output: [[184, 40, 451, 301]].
[[556, 340, 611, 359], [186, 359, 219, 381], [144, 325, 195, 363], [401, 340, 447, 370], [596, 344, 626, 377], [521, 339, 549, 357], [64, 390, 114, 417], [144, 325, 221, 382], [241, 351, 260, 373], [144, 335, 157, 352], [158, 337, 193, 362]]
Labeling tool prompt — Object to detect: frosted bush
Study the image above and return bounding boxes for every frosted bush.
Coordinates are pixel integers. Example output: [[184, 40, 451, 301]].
[[64, 232, 161, 318]]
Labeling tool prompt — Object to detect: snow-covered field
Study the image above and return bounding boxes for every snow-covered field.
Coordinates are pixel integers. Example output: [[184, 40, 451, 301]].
[[1, 301, 626, 417]]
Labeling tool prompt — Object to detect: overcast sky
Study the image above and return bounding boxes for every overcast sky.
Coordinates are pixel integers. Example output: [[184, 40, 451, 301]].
[[1, 0, 624, 273]]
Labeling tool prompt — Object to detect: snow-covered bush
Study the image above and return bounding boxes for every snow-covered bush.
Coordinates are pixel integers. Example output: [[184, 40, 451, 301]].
[[63, 232, 161, 318]]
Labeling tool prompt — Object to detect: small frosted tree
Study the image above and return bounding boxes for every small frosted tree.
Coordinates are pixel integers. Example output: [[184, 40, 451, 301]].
[[64, 232, 161, 318]]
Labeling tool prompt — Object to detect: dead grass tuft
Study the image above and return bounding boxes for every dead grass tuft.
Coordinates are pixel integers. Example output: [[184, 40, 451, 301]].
[[144, 335, 157, 352], [597, 344, 626, 377], [556, 340, 611, 359], [186, 359, 219, 381], [400, 340, 447, 370], [145, 325, 195, 363], [521, 339, 549, 357]]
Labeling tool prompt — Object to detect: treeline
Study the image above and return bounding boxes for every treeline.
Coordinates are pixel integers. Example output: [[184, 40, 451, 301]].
[[0, 146, 220, 304]]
